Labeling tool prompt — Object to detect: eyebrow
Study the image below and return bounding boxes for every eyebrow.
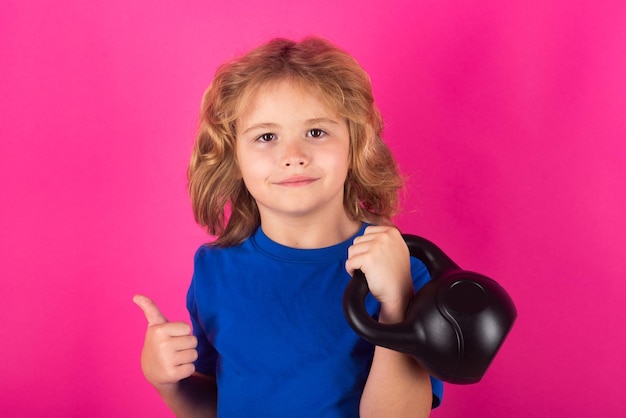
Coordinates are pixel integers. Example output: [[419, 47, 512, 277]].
[[241, 123, 280, 136], [240, 118, 341, 136], [305, 117, 341, 126]]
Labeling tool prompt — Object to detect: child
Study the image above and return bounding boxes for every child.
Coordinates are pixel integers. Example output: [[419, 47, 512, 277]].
[[134, 36, 443, 417]]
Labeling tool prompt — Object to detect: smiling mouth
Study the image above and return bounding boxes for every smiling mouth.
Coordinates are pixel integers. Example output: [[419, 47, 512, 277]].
[[275, 176, 318, 187]]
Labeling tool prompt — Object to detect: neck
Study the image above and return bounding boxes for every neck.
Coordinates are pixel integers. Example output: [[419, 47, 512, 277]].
[[260, 214, 362, 249]]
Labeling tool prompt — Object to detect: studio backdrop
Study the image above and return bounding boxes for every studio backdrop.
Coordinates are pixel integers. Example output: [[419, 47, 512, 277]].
[[1, 0, 624, 416]]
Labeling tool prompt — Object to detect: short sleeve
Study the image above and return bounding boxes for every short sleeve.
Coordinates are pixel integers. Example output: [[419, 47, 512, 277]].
[[186, 247, 218, 376]]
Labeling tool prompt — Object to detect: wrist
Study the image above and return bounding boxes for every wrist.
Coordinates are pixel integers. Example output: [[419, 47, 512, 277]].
[[378, 297, 411, 324], [377, 279, 414, 323]]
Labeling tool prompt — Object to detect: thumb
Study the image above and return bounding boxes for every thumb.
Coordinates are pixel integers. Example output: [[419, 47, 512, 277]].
[[133, 294, 168, 326]]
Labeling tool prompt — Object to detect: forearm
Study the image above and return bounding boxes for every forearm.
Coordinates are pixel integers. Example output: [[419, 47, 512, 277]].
[[360, 302, 432, 418], [155, 373, 217, 418]]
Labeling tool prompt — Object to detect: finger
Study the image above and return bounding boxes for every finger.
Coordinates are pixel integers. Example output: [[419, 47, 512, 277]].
[[345, 253, 365, 276], [160, 362, 196, 384], [351, 227, 392, 247], [149, 322, 194, 344], [348, 235, 380, 260], [173, 363, 196, 381], [165, 328, 197, 345], [175, 348, 199, 365], [133, 294, 168, 326]]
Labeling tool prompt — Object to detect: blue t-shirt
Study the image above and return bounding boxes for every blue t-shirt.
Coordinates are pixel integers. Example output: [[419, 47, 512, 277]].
[[187, 224, 443, 417]]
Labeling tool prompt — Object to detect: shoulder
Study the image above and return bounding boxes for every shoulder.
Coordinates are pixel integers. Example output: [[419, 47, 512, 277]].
[[193, 238, 250, 262], [192, 235, 262, 278], [193, 242, 218, 263]]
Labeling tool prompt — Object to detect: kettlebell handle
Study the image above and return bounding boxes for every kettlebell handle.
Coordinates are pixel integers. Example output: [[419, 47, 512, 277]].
[[401, 234, 462, 278]]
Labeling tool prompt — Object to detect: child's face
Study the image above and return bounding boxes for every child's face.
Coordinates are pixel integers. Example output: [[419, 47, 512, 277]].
[[236, 79, 351, 224]]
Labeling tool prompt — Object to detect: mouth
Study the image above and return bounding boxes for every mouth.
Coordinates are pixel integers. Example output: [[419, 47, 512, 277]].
[[275, 176, 319, 187]]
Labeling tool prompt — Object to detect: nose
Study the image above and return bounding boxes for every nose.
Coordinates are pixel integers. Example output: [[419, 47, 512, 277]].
[[282, 140, 308, 167]]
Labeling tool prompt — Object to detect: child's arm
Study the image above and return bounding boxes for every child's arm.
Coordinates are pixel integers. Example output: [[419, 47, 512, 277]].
[[346, 226, 432, 418], [359, 300, 433, 417], [133, 295, 217, 418]]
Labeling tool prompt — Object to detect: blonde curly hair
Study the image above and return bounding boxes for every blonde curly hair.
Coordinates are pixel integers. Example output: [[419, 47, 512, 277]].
[[188, 37, 403, 247]]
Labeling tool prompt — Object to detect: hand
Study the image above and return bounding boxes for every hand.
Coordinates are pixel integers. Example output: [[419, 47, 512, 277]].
[[133, 294, 198, 389], [345, 226, 414, 310]]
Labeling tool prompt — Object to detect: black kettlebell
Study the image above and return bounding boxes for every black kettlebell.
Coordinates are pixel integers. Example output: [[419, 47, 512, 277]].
[[343, 234, 517, 384]]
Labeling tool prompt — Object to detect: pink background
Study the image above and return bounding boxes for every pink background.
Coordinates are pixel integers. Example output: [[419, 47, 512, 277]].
[[1, 0, 624, 416]]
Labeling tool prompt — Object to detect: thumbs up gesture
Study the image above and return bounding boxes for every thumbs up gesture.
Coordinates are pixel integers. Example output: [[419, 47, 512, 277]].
[[133, 294, 198, 388]]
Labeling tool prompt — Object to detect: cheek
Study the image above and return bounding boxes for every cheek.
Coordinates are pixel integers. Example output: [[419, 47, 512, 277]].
[[235, 143, 258, 180], [326, 144, 351, 172], [237, 151, 269, 183], [320, 154, 350, 184], [236, 161, 253, 183]]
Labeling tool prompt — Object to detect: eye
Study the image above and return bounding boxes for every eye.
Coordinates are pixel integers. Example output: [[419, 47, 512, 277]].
[[256, 133, 276, 142], [307, 129, 326, 138]]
